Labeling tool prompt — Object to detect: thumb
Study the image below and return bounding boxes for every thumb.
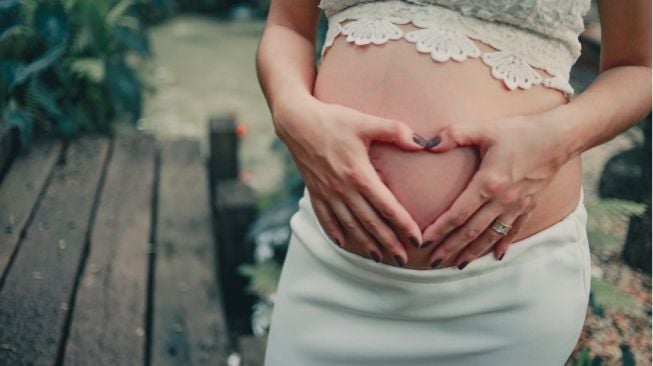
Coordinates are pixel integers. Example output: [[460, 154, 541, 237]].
[[360, 117, 425, 151], [426, 122, 485, 153]]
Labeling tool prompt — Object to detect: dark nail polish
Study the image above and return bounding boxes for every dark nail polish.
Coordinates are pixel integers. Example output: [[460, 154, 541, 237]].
[[371, 252, 381, 263], [393, 255, 405, 267], [409, 236, 420, 248], [425, 136, 441, 149], [499, 252, 505, 261], [430, 258, 443, 269], [412, 134, 428, 147], [421, 240, 434, 248], [457, 261, 469, 270]]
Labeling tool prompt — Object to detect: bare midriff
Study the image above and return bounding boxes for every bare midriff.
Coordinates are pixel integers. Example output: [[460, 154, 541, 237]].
[[312, 23, 582, 270]]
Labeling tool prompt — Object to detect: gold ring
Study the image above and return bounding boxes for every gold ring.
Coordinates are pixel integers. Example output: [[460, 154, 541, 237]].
[[490, 219, 512, 236]]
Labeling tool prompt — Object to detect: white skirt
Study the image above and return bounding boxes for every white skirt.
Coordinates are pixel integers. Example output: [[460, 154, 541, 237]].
[[264, 187, 591, 366]]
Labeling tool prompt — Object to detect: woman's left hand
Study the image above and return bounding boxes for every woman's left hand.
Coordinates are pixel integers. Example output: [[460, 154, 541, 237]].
[[421, 112, 571, 270]]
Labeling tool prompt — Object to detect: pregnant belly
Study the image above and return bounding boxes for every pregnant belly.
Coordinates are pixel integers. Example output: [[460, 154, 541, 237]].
[[313, 23, 582, 269]]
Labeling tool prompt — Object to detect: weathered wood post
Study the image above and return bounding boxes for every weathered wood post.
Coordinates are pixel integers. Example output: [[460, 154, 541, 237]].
[[209, 114, 239, 185], [215, 180, 258, 336], [208, 114, 259, 337]]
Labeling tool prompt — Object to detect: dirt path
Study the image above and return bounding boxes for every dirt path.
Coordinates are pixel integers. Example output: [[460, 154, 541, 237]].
[[139, 16, 283, 194]]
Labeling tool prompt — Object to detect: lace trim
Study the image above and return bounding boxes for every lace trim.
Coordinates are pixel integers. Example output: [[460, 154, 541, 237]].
[[320, 1, 577, 98]]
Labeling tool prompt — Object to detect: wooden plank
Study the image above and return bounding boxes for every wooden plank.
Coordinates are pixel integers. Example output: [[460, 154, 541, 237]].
[[239, 335, 267, 366], [0, 140, 62, 282], [0, 137, 109, 365], [152, 139, 229, 366], [63, 134, 156, 365]]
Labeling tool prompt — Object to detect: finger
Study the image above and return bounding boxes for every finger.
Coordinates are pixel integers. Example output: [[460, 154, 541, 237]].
[[422, 174, 491, 246], [359, 116, 425, 151], [346, 192, 410, 259], [453, 211, 521, 267], [311, 195, 346, 248], [330, 198, 385, 263], [493, 210, 533, 260], [427, 122, 486, 153], [354, 160, 423, 248], [428, 201, 503, 269]]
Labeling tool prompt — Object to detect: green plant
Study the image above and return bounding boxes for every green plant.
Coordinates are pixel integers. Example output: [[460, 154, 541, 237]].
[[585, 198, 646, 251], [0, 0, 150, 143], [574, 347, 603, 366], [238, 259, 281, 300]]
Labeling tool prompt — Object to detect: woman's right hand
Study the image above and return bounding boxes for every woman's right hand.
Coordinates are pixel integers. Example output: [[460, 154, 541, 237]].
[[273, 93, 427, 266]]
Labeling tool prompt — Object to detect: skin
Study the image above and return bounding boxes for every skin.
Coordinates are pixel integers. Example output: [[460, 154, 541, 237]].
[[256, 0, 651, 270], [314, 23, 583, 269]]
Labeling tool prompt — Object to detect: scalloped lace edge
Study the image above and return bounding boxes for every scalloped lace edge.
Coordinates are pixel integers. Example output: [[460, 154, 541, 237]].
[[320, 9, 576, 99]]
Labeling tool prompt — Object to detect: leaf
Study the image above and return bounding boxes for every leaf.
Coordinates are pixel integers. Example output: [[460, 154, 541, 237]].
[[0, 24, 27, 44], [0, 61, 19, 88], [11, 43, 66, 88], [3, 104, 33, 144], [28, 77, 62, 117], [69, 26, 93, 55], [106, 0, 135, 27], [590, 356, 603, 366], [238, 260, 282, 299], [106, 59, 142, 121], [69, 57, 105, 82], [586, 199, 647, 219], [590, 277, 642, 316], [585, 197, 647, 251], [0, 0, 21, 12], [113, 24, 150, 56], [620, 344, 635, 366], [33, 1, 69, 46], [575, 348, 590, 366], [54, 113, 78, 137]]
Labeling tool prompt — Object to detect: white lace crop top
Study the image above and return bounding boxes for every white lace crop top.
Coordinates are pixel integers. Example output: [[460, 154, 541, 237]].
[[318, 0, 592, 99]]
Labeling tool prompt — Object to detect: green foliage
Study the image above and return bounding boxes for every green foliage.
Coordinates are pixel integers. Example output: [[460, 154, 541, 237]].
[[574, 348, 603, 366], [0, 0, 150, 143], [585, 198, 646, 251], [590, 277, 642, 316], [238, 259, 281, 300]]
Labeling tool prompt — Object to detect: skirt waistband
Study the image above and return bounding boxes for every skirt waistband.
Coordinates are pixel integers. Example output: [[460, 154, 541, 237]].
[[289, 185, 587, 285]]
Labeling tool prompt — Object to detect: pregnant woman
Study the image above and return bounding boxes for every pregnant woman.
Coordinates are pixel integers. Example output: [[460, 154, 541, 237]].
[[257, 0, 651, 364]]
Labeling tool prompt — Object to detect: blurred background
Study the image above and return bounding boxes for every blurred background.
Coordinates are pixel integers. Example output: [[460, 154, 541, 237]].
[[0, 0, 650, 365]]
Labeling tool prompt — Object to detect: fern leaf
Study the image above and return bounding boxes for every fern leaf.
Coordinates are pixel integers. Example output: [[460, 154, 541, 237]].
[[106, 0, 134, 27], [238, 260, 282, 299], [28, 77, 62, 117], [69, 57, 105, 83]]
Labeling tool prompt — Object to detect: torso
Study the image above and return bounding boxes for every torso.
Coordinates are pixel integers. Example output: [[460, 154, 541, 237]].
[[313, 23, 582, 269]]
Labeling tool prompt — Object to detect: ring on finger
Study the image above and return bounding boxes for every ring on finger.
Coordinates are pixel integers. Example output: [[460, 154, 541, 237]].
[[490, 218, 512, 236]]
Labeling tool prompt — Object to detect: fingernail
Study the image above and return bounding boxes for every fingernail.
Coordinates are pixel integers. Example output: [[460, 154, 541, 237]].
[[425, 136, 441, 149], [412, 134, 428, 147], [457, 261, 469, 270], [370, 252, 381, 263], [393, 255, 405, 267], [498, 252, 505, 261], [409, 236, 420, 248], [430, 258, 443, 269], [421, 240, 434, 248]]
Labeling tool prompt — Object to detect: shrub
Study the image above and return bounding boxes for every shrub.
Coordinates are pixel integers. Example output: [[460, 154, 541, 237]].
[[0, 0, 150, 143]]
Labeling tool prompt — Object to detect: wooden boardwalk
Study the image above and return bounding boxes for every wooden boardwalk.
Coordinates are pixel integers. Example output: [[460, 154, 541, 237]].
[[0, 134, 231, 365]]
